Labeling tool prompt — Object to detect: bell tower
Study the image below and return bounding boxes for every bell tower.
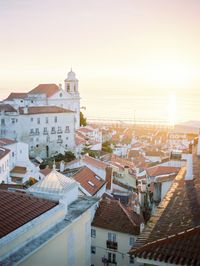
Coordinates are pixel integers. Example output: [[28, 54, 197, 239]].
[[64, 69, 80, 129], [64, 69, 79, 94]]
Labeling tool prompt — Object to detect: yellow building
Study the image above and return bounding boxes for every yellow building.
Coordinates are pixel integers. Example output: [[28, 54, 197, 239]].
[[0, 167, 99, 266]]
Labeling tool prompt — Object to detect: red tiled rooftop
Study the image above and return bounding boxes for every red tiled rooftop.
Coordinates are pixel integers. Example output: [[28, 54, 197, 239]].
[[131, 148, 200, 262], [40, 167, 52, 177], [0, 104, 17, 113], [131, 226, 200, 266], [0, 147, 10, 159], [10, 166, 27, 174], [5, 93, 27, 101], [73, 166, 106, 196], [78, 127, 93, 133], [29, 84, 60, 98], [0, 190, 58, 238], [111, 154, 135, 169], [0, 138, 17, 146], [83, 155, 108, 169], [19, 106, 73, 115], [92, 196, 144, 235], [147, 165, 180, 177]]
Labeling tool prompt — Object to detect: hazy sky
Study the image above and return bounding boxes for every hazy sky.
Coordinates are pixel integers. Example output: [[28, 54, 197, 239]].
[[0, 0, 200, 122]]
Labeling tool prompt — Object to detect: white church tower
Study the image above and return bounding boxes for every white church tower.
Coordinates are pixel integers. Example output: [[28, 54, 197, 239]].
[[64, 69, 80, 130]]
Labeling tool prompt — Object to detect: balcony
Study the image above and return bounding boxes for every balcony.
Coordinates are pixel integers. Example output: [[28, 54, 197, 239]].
[[43, 131, 49, 135], [57, 130, 63, 134], [106, 240, 118, 250], [29, 131, 40, 136], [57, 139, 63, 144], [51, 130, 56, 134]]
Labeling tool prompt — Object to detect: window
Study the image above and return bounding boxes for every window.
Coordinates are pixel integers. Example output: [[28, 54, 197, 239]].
[[58, 126, 62, 133], [65, 126, 70, 133], [91, 246, 96, 254], [11, 118, 15, 124], [30, 129, 34, 134], [12, 152, 14, 157], [51, 127, 56, 134], [108, 252, 116, 264], [37, 118, 40, 124], [30, 117, 33, 122], [129, 236, 135, 246], [60, 93, 63, 97], [1, 119, 5, 126], [91, 229, 96, 238], [46, 117, 48, 123], [67, 84, 70, 92], [54, 116, 57, 123], [108, 233, 116, 242], [129, 255, 134, 264], [36, 128, 39, 134]]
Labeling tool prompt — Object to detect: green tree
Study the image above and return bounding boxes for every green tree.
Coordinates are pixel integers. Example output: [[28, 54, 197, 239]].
[[80, 111, 87, 126], [102, 141, 113, 153]]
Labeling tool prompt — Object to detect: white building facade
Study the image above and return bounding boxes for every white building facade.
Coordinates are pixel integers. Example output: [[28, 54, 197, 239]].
[[0, 106, 76, 158], [4, 70, 80, 130]]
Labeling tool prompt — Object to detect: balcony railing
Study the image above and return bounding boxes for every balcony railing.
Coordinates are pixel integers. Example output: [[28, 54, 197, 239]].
[[57, 130, 63, 134], [30, 131, 40, 136], [106, 240, 118, 250], [57, 139, 63, 144], [51, 130, 56, 134]]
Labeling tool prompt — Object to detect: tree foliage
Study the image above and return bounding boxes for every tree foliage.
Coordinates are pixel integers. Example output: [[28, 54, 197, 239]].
[[80, 111, 87, 126], [102, 141, 113, 153]]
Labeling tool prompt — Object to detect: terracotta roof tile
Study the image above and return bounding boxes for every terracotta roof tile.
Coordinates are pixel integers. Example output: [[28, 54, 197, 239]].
[[0, 138, 17, 146], [132, 226, 200, 266], [29, 84, 60, 98], [147, 166, 180, 177], [0, 104, 17, 113], [78, 127, 93, 133], [83, 155, 108, 169], [5, 93, 27, 101], [19, 106, 73, 115], [73, 167, 106, 196], [92, 196, 143, 235], [111, 154, 135, 169], [0, 190, 58, 238], [131, 148, 200, 263], [0, 147, 10, 159], [40, 167, 52, 176], [10, 166, 27, 174]]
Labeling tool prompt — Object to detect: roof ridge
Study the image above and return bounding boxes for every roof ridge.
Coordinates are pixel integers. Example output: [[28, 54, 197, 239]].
[[118, 200, 138, 228]]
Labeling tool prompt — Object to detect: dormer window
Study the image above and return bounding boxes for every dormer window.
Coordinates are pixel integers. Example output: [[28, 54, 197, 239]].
[[67, 84, 70, 92]]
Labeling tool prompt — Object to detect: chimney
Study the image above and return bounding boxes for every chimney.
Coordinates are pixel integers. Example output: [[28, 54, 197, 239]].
[[60, 160, 65, 172], [105, 166, 112, 190], [197, 129, 200, 156], [184, 153, 193, 180]]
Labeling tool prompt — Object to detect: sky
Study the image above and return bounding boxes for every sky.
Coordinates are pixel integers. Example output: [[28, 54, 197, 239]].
[[0, 0, 200, 123]]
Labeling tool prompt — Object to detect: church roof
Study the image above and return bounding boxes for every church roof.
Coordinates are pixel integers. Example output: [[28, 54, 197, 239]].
[[29, 84, 60, 98], [29, 167, 78, 195], [5, 93, 27, 101]]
